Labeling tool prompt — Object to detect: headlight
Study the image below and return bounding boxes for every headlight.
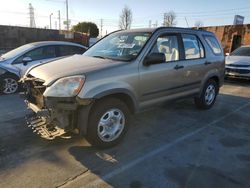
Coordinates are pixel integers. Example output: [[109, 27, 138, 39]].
[[0, 68, 6, 75], [44, 75, 85, 97]]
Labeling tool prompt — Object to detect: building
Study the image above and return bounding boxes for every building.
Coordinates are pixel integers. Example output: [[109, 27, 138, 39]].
[[201, 24, 250, 54]]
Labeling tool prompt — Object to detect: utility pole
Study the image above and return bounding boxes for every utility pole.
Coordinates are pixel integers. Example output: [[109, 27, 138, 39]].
[[149, 20, 152, 28], [152, 20, 158, 28], [58, 10, 61, 31], [29, 3, 36, 28], [100, 19, 103, 38], [163, 13, 167, 26], [185, 17, 190, 28], [66, 0, 69, 30], [50, 13, 53, 29], [46, 0, 69, 30]]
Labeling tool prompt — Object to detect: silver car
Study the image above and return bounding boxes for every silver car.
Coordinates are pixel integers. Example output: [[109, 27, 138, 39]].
[[0, 41, 87, 94], [225, 46, 250, 79]]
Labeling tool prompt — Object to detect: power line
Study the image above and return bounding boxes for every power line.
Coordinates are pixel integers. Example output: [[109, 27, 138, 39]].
[[175, 6, 250, 14]]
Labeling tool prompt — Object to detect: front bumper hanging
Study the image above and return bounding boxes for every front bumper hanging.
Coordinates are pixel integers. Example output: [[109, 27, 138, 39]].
[[25, 100, 66, 140]]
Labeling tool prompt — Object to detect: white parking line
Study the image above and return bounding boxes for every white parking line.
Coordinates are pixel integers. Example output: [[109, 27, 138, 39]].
[[76, 102, 250, 188]]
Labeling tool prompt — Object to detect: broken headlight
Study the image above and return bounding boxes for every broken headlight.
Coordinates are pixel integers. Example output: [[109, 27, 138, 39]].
[[44, 75, 85, 97]]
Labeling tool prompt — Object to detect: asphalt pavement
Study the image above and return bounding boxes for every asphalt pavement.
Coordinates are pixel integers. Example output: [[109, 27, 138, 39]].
[[0, 80, 250, 188]]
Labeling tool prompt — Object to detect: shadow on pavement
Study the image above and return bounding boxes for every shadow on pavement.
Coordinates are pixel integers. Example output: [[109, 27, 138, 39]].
[[0, 92, 250, 188]]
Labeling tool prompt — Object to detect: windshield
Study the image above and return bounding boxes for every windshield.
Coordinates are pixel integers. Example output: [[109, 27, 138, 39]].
[[1, 44, 33, 59], [230, 46, 250, 56], [84, 31, 152, 61]]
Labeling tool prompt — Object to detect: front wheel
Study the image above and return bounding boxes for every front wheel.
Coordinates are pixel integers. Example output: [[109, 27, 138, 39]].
[[0, 75, 20, 94], [194, 79, 219, 110], [86, 98, 130, 148]]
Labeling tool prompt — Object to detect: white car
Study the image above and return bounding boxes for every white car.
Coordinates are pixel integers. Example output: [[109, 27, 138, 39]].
[[0, 41, 87, 94], [225, 46, 250, 79]]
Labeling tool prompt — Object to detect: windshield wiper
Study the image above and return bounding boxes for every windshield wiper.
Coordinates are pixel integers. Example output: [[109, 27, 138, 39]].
[[93, 55, 107, 59]]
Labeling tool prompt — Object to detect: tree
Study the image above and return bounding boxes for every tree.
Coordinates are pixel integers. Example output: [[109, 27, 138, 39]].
[[119, 5, 133, 30], [194, 20, 204, 28], [72, 22, 99, 38], [163, 11, 177, 27]]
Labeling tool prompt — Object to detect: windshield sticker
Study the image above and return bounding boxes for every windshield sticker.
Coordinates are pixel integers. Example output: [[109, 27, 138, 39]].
[[117, 43, 135, 49]]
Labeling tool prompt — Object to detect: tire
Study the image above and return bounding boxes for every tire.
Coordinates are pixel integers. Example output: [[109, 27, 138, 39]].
[[86, 97, 130, 148], [194, 79, 219, 110], [0, 74, 20, 95]]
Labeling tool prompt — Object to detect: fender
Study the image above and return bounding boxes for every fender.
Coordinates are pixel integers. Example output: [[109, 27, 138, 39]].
[[199, 68, 222, 96], [79, 81, 139, 112], [0, 64, 20, 77]]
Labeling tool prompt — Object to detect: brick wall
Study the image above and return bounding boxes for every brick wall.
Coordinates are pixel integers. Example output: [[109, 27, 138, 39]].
[[202, 24, 250, 53]]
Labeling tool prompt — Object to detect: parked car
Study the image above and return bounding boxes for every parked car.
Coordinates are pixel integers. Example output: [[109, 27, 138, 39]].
[[21, 27, 225, 148], [0, 41, 87, 94], [225, 45, 250, 79]]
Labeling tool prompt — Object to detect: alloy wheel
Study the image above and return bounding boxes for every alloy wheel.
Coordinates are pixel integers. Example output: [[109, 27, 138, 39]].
[[3, 78, 18, 94]]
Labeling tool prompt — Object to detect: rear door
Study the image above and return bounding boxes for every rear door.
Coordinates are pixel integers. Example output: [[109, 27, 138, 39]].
[[179, 34, 207, 87]]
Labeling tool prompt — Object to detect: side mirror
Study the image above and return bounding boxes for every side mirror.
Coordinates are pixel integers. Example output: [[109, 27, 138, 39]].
[[225, 53, 230, 56], [143, 53, 166, 66], [22, 57, 32, 66]]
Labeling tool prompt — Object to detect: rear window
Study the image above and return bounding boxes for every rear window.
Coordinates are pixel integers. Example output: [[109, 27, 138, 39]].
[[204, 35, 222, 55]]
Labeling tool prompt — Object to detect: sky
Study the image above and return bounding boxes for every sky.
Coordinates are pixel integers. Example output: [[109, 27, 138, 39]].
[[0, 0, 250, 36]]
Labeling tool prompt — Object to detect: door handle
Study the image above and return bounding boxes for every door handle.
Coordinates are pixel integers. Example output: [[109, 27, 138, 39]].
[[174, 65, 184, 70], [204, 61, 212, 65]]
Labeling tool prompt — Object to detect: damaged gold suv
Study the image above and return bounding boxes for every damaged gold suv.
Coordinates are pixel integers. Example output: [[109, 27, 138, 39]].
[[21, 27, 225, 148]]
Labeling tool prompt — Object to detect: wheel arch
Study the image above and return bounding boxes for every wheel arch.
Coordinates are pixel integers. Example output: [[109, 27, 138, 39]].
[[199, 70, 221, 97], [77, 89, 138, 136]]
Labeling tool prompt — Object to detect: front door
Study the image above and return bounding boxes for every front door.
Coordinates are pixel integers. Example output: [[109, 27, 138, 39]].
[[139, 33, 189, 105], [12, 45, 57, 76]]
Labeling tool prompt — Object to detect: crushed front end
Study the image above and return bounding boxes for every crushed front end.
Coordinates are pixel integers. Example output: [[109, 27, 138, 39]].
[[21, 74, 83, 140]]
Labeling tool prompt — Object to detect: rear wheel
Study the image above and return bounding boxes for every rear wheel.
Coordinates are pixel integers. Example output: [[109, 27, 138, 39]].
[[194, 79, 219, 110], [0, 75, 19, 94], [86, 98, 130, 148]]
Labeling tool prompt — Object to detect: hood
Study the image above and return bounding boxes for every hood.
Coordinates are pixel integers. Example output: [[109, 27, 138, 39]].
[[226, 55, 250, 65], [27, 55, 124, 86]]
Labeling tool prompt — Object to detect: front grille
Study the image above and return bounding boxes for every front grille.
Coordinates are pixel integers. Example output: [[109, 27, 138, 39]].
[[227, 64, 250, 68], [24, 74, 46, 108], [226, 68, 250, 74]]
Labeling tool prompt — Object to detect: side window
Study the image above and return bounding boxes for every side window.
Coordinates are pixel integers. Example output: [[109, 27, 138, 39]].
[[204, 35, 222, 55], [24, 47, 44, 61], [42, 46, 57, 59], [58, 45, 84, 56], [150, 35, 179, 62], [182, 34, 204, 60], [25, 46, 56, 60], [73, 46, 86, 54], [13, 46, 56, 63]]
